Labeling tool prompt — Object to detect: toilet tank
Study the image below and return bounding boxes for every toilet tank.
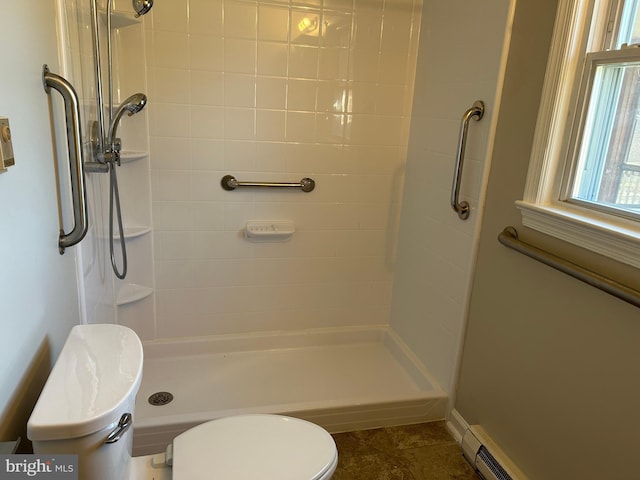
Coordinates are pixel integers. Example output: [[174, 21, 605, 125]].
[[27, 324, 143, 480]]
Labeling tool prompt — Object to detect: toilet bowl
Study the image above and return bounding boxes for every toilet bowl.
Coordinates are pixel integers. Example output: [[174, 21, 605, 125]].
[[27, 324, 338, 480]]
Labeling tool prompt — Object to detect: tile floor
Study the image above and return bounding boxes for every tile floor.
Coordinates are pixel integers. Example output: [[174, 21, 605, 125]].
[[331, 421, 481, 480]]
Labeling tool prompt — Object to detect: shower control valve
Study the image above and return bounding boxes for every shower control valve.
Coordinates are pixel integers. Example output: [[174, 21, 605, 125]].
[[104, 139, 122, 166]]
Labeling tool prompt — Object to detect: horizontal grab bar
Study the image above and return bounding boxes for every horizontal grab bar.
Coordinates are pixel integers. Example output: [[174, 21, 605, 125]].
[[498, 226, 640, 308], [221, 175, 315, 192]]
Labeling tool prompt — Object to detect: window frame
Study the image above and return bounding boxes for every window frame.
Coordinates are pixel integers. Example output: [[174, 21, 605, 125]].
[[563, 48, 640, 218], [518, 0, 640, 269]]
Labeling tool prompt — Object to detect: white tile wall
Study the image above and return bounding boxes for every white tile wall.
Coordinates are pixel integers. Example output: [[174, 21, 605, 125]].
[[144, 0, 421, 339]]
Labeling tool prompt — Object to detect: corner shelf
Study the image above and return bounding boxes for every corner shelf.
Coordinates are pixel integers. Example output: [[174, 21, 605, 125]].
[[116, 226, 151, 240], [120, 150, 148, 163], [117, 283, 153, 306], [100, 226, 151, 240], [100, 10, 142, 29]]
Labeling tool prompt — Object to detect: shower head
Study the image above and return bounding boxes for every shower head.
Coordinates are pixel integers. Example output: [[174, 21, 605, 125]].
[[108, 93, 147, 147], [132, 0, 153, 17], [121, 93, 147, 115]]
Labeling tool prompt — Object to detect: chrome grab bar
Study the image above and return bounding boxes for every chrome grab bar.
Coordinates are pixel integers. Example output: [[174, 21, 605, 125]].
[[451, 100, 484, 220], [42, 65, 88, 254], [221, 175, 316, 192], [498, 227, 640, 308]]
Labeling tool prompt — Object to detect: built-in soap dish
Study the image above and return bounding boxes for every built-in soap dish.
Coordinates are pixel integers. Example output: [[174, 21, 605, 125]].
[[244, 221, 295, 242]]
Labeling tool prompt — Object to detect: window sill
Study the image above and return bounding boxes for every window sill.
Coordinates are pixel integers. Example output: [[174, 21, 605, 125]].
[[516, 200, 640, 269]]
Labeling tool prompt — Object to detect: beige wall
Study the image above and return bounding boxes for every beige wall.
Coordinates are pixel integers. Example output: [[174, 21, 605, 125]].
[[455, 0, 640, 479], [0, 0, 81, 448]]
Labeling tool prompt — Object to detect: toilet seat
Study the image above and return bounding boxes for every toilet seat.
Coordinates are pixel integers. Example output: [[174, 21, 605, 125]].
[[171, 414, 338, 480]]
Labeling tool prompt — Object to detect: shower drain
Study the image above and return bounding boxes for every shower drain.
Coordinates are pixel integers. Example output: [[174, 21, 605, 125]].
[[148, 391, 174, 406]]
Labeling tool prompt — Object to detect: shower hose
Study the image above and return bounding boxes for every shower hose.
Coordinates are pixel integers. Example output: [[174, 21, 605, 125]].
[[109, 162, 127, 279]]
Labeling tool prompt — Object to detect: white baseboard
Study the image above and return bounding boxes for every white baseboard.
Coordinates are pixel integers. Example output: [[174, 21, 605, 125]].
[[446, 408, 470, 444]]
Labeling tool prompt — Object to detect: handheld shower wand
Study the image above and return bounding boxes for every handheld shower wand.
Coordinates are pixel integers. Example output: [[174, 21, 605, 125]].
[[107, 93, 147, 151], [104, 93, 147, 280], [88, 0, 152, 280]]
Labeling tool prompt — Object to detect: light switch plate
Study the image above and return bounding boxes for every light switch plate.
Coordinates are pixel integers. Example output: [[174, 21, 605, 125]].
[[0, 117, 15, 172]]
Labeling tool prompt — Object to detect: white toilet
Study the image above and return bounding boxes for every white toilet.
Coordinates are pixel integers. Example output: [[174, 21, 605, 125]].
[[27, 324, 338, 480]]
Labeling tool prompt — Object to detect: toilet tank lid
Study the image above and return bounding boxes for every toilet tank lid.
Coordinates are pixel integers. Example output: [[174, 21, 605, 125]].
[[27, 324, 143, 441]]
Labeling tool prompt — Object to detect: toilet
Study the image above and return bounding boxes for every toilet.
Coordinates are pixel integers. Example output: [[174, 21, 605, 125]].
[[27, 324, 338, 480]]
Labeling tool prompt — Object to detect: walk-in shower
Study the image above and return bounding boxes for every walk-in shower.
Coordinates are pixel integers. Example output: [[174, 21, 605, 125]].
[[54, 0, 514, 455]]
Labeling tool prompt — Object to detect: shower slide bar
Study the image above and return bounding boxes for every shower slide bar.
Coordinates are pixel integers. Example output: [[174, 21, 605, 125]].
[[221, 175, 316, 192], [42, 65, 88, 255], [451, 100, 485, 220], [498, 226, 640, 308]]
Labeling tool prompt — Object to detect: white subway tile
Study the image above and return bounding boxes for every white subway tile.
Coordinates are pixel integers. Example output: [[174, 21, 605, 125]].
[[191, 138, 225, 171], [150, 136, 192, 170], [225, 108, 256, 140], [190, 70, 225, 106], [354, 0, 383, 13], [317, 81, 349, 113], [316, 113, 346, 144], [318, 47, 349, 80], [191, 105, 224, 139], [224, 1, 258, 39], [289, 45, 319, 79], [151, 0, 187, 32], [188, 0, 223, 36], [321, 13, 352, 48], [375, 84, 407, 116], [151, 31, 189, 69], [378, 52, 409, 85], [224, 39, 257, 74], [347, 82, 377, 114], [150, 67, 190, 104], [352, 13, 382, 51], [152, 201, 194, 230], [257, 42, 289, 76], [189, 36, 224, 72], [381, 10, 413, 53], [224, 74, 256, 108], [286, 111, 316, 142], [258, 5, 290, 42], [287, 79, 318, 111], [324, 0, 355, 10], [190, 171, 228, 201], [256, 110, 286, 141], [256, 77, 287, 109], [192, 202, 226, 230], [224, 140, 258, 171], [151, 171, 192, 201], [348, 49, 379, 82], [150, 104, 190, 137]]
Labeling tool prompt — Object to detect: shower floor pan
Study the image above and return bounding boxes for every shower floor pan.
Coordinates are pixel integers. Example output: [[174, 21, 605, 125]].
[[133, 326, 447, 456]]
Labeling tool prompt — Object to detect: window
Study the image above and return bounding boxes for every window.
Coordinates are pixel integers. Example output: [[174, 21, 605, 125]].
[[518, 0, 640, 268]]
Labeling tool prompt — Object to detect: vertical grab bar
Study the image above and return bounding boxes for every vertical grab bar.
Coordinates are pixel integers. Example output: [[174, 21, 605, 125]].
[[42, 65, 88, 254], [451, 100, 484, 220]]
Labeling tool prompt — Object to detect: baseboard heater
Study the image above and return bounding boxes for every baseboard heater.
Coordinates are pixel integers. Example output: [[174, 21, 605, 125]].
[[462, 425, 525, 480]]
